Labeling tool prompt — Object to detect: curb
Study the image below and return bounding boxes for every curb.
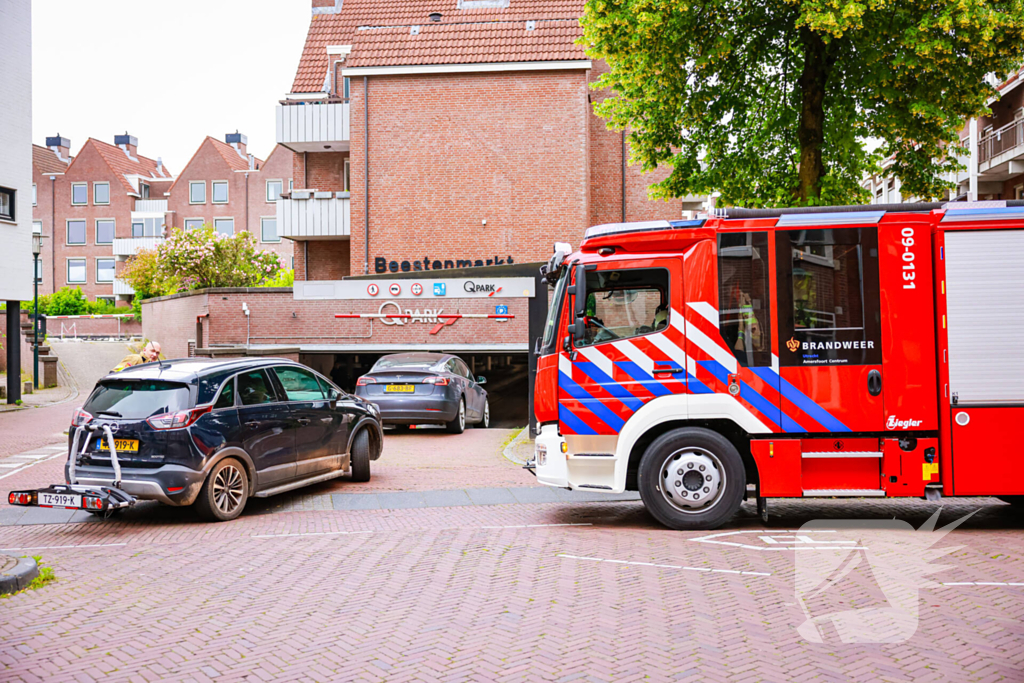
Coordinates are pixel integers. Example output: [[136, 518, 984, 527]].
[[0, 554, 38, 595]]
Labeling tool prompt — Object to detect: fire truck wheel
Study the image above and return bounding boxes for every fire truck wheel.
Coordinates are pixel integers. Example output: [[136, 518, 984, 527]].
[[446, 398, 467, 434], [638, 428, 745, 531]]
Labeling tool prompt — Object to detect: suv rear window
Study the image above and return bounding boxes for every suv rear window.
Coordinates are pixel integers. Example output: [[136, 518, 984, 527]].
[[84, 380, 191, 419]]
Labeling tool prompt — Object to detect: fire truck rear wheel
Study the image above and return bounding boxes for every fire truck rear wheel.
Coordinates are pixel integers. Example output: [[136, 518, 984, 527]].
[[638, 427, 745, 531]]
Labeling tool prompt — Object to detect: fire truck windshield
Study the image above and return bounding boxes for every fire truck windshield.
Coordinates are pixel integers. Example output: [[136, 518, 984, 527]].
[[540, 267, 569, 354]]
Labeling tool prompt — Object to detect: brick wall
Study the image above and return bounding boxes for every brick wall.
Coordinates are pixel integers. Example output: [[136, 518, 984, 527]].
[[143, 288, 529, 354], [142, 291, 209, 360], [304, 151, 349, 193], [249, 145, 295, 265], [32, 163, 60, 297], [46, 316, 142, 339], [165, 137, 250, 234], [53, 142, 135, 301], [347, 71, 591, 277]]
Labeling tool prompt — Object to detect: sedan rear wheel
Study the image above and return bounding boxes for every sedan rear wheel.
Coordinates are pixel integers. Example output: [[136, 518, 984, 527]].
[[475, 399, 490, 428], [446, 397, 466, 434]]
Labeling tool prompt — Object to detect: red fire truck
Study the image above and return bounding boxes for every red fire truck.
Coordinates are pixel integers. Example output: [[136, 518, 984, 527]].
[[531, 202, 1024, 529]]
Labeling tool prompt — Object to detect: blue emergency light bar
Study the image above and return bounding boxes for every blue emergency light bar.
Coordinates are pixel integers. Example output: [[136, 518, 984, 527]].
[[940, 205, 1024, 222], [583, 219, 706, 240]]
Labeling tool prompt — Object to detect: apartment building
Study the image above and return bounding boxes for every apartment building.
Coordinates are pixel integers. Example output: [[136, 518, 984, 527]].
[[166, 135, 295, 264], [34, 134, 173, 305], [276, 0, 693, 282]]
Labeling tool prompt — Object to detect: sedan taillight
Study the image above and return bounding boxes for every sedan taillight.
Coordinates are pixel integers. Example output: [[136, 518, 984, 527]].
[[423, 376, 450, 386], [147, 405, 212, 430], [356, 376, 376, 386]]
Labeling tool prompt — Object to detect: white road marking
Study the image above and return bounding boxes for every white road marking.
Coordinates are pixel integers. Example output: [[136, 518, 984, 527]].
[[252, 530, 374, 539], [558, 553, 771, 577], [0, 449, 67, 480], [483, 528, 598, 532], [0, 543, 127, 551], [690, 529, 868, 551], [938, 582, 1024, 587]]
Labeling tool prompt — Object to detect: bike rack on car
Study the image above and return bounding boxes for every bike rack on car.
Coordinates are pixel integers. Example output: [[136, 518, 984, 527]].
[[8, 423, 137, 517]]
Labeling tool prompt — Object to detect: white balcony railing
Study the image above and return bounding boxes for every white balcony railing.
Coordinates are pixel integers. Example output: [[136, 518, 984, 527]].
[[113, 236, 164, 257], [113, 279, 135, 296], [134, 199, 167, 213], [276, 101, 350, 153], [277, 192, 350, 239]]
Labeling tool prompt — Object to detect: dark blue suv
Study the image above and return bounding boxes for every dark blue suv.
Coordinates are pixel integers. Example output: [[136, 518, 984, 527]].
[[66, 357, 383, 521]]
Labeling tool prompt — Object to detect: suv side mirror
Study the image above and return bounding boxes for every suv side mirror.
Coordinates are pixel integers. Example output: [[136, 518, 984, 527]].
[[573, 264, 586, 317], [477, 376, 487, 385]]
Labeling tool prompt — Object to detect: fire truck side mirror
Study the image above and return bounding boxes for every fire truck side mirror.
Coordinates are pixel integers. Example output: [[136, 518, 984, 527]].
[[573, 264, 586, 317], [572, 317, 586, 342]]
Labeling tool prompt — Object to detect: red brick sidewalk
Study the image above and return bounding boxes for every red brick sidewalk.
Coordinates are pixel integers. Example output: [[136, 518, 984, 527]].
[[0, 403, 74, 459]]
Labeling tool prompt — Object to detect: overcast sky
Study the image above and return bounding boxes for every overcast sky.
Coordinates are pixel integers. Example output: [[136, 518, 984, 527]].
[[32, 0, 311, 172]]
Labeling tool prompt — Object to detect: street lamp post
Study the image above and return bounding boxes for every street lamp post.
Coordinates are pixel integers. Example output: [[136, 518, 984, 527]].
[[31, 233, 42, 389]]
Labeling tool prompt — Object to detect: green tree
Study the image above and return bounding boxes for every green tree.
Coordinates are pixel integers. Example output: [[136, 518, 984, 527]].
[[582, 0, 1024, 207]]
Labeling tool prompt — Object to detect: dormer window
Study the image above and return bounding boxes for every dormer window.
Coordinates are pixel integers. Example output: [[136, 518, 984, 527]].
[[141, 183, 150, 199]]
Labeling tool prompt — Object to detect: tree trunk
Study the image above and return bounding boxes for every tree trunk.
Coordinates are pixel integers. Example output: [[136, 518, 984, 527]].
[[797, 28, 829, 202]]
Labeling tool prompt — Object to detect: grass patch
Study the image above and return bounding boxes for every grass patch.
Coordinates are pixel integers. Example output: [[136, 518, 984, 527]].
[[499, 427, 526, 451], [1, 556, 56, 598]]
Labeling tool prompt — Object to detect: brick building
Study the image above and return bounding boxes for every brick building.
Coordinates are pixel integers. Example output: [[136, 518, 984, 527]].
[[166, 135, 296, 264], [34, 134, 174, 305], [276, 0, 693, 282]]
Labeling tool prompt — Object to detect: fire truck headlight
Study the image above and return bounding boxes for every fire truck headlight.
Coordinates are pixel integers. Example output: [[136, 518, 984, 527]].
[[536, 443, 547, 466]]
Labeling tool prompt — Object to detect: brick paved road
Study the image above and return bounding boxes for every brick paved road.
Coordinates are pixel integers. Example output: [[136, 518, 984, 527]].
[[1, 431, 1022, 682]]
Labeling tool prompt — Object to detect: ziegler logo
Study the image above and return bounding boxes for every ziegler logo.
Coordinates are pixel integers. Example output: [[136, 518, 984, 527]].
[[786, 337, 801, 353], [887, 415, 923, 430]]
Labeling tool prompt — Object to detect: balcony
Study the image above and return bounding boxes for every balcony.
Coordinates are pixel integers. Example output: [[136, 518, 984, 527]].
[[276, 100, 350, 153], [113, 279, 135, 296], [277, 192, 350, 240], [979, 119, 1024, 181], [134, 199, 167, 213], [113, 237, 164, 257]]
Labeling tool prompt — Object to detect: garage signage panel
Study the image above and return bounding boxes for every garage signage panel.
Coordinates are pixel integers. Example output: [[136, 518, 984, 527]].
[[295, 278, 536, 300]]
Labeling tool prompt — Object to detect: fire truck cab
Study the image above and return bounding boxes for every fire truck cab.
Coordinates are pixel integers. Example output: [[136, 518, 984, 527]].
[[532, 202, 1024, 529]]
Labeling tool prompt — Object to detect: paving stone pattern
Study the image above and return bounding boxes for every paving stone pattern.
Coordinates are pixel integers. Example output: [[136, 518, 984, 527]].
[[0, 431, 1021, 682]]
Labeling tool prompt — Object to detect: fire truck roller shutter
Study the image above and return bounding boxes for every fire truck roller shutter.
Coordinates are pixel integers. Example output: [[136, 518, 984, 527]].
[[945, 229, 1024, 497]]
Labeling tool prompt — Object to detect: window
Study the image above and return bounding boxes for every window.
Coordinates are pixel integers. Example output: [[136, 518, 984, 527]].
[[67, 219, 87, 245], [0, 187, 14, 220], [1015, 185, 1024, 200], [212, 181, 228, 204], [32, 183, 37, 206], [96, 296, 115, 307], [32, 220, 42, 235], [718, 232, 772, 367], [317, 375, 340, 400], [574, 267, 670, 348], [96, 258, 116, 283], [67, 258, 87, 283], [261, 217, 279, 243], [266, 180, 283, 202], [214, 376, 236, 409], [72, 183, 88, 205], [343, 76, 350, 99], [344, 159, 350, 191], [289, 179, 293, 193], [94, 182, 110, 205], [540, 267, 569, 355], [140, 183, 150, 199], [214, 218, 234, 236], [189, 181, 206, 204], [184, 218, 204, 231], [272, 366, 325, 401], [238, 370, 277, 405], [83, 380, 191, 420], [132, 217, 162, 237], [96, 220, 115, 244], [776, 228, 882, 367]]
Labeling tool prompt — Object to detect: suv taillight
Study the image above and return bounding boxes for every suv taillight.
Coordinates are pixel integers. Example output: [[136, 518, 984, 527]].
[[146, 405, 212, 430], [423, 376, 449, 386], [71, 407, 93, 428], [356, 376, 376, 386]]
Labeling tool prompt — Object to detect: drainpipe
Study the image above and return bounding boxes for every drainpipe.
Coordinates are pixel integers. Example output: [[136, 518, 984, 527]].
[[50, 175, 56, 290], [304, 152, 308, 188], [304, 241, 308, 280], [364, 76, 370, 275], [969, 118, 979, 202], [244, 172, 250, 234], [621, 130, 626, 222]]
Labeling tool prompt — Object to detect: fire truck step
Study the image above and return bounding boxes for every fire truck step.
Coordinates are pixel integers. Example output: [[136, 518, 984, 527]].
[[803, 488, 886, 497], [801, 451, 882, 459]]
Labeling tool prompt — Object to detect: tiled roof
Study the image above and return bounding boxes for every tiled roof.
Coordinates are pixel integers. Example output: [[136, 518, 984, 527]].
[[32, 144, 69, 175], [79, 138, 172, 195], [209, 136, 263, 172], [346, 20, 585, 68], [291, 0, 585, 92]]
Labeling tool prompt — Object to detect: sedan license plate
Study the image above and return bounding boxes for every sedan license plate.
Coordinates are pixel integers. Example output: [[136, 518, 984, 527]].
[[99, 438, 139, 453], [39, 492, 81, 509], [385, 385, 415, 393]]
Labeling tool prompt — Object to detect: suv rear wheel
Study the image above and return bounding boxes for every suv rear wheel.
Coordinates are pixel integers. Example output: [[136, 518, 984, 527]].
[[446, 397, 466, 434], [195, 458, 249, 522]]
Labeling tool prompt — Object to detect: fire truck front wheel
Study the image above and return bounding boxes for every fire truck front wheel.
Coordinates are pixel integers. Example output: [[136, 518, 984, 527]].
[[637, 428, 745, 531]]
